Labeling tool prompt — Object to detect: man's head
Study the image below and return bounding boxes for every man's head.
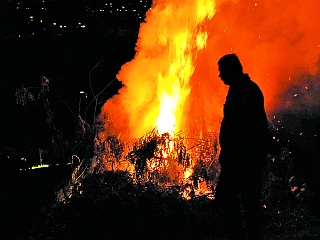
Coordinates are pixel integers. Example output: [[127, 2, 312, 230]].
[[218, 54, 243, 86]]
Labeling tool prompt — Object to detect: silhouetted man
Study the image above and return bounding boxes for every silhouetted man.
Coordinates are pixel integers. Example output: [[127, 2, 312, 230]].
[[215, 54, 269, 240]]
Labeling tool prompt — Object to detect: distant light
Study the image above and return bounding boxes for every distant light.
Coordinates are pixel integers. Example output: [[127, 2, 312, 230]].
[[30, 16, 33, 19], [53, 22, 56, 25], [31, 164, 50, 170], [80, 91, 85, 94], [60, 25, 63, 28], [294, 93, 298, 97]]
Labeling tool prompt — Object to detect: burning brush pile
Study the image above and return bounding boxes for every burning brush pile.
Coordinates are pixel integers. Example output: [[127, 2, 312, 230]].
[[24, 112, 318, 240], [29, 128, 320, 240], [27, 130, 225, 240], [58, 129, 221, 203]]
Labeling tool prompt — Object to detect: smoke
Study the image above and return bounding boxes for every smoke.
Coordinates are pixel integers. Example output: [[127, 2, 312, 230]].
[[279, 76, 320, 117], [208, 0, 320, 111], [100, 0, 320, 139]]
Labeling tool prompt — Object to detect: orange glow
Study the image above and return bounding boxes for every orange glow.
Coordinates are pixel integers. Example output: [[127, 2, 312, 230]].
[[101, 0, 217, 139], [98, 0, 320, 197], [101, 0, 320, 140]]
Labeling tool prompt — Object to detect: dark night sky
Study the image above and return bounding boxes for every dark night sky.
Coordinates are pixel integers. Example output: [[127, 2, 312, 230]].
[[0, 0, 151, 151]]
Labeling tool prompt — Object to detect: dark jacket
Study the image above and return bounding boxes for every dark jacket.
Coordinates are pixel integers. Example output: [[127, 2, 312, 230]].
[[219, 74, 269, 168]]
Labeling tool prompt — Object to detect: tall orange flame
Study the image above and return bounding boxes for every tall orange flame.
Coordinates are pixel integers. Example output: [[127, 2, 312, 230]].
[[101, 0, 320, 140]]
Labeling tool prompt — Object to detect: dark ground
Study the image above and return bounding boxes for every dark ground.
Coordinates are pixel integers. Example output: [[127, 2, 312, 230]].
[[0, 164, 319, 240], [0, 166, 72, 239]]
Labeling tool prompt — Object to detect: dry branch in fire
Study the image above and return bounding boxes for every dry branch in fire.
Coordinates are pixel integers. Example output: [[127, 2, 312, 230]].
[[57, 128, 221, 203]]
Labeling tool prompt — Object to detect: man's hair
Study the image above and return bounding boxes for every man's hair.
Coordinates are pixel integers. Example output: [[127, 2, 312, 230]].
[[218, 54, 243, 72]]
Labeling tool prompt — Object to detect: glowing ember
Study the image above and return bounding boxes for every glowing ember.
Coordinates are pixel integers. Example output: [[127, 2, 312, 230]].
[[92, 127, 220, 199]]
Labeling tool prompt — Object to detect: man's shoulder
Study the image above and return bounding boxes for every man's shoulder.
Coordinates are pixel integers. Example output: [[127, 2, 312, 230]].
[[244, 75, 263, 95]]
